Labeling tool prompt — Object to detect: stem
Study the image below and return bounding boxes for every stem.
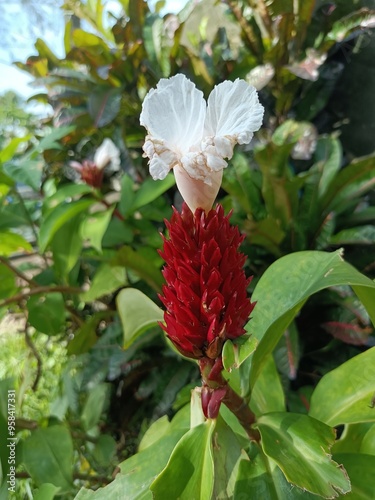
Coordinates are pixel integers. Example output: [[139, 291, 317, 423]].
[[0, 256, 37, 286], [226, 0, 261, 59], [222, 384, 260, 442], [0, 285, 83, 309], [24, 327, 42, 391]]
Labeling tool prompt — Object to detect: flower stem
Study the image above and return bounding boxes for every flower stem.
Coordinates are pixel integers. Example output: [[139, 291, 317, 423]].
[[222, 384, 260, 442]]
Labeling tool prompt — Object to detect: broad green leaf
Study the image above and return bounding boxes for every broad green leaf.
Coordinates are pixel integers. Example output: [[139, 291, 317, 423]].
[[81, 383, 109, 431], [46, 184, 94, 207], [88, 87, 121, 127], [0, 135, 31, 163], [150, 421, 215, 500], [222, 152, 262, 215], [0, 263, 17, 301], [321, 155, 375, 214], [116, 288, 163, 348], [309, 347, 375, 426], [27, 293, 65, 336], [333, 453, 375, 499], [234, 453, 318, 499], [81, 264, 127, 302], [3, 159, 43, 191], [91, 435, 116, 468], [322, 9, 375, 48], [333, 423, 375, 455], [21, 425, 74, 492], [0, 231, 32, 256], [36, 126, 76, 152], [250, 354, 286, 417], [74, 429, 187, 500], [138, 415, 171, 452], [51, 214, 84, 276], [33, 483, 61, 500], [80, 208, 113, 252], [131, 174, 175, 212], [314, 136, 342, 199], [67, 312, 111, 355], [256, 413, 351, 498], [330, 225, 375, 245], [39, 199, 95, 252], [112, 246, 163, 292], [212, 416, 244, 499], [273, 322, 300, 381], [238, 250, 375, 388], [272, 120, 314, 146], [118, 174, 136, 216]]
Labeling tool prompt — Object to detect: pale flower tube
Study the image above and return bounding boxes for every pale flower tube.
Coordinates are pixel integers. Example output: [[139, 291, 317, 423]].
[[140, 74, 264, 213]]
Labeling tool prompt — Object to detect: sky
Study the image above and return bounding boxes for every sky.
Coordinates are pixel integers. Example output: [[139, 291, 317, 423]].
[[0, 0, 186, 102]]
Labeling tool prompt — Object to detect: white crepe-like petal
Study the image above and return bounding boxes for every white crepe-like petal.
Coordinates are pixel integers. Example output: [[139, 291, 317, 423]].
[[204, 79, 264, 145], [147, 143, 179, 180], [140, 74, 206, 154], [94, 138, 120, 170]]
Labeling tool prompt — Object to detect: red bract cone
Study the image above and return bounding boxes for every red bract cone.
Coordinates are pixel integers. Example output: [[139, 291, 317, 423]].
[[159, 203, 255, 361]]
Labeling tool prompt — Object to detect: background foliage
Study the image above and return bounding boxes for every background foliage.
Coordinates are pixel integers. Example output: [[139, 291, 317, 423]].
[[0, 0, 374, 498]]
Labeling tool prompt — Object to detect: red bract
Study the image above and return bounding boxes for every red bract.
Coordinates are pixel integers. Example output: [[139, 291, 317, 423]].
[[159, 203, 255, 360]]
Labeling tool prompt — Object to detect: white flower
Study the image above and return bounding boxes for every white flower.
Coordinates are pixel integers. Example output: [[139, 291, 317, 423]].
[[94, 138, 121, 171], [140, 74, 264, 212]]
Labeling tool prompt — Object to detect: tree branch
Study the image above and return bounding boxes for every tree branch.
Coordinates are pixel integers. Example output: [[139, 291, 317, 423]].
[[0, 285, 83, 309]]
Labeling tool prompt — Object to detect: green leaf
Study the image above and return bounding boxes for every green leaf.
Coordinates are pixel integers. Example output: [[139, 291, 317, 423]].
[[88, 87, 121, 127], [67, 311, 111, 355], [81, 383, 109, 431], [81, 264, 127, 302], [138, 415, 171, 452], [309, 347, 375, 427], [0, 263, 17, 300], [333, 453, 375, 499], [27, 293, 65, 335], [321, 154, 375, 214], [222, 152, 262, 215], [150, 421, 215, 500], [111, 246, 164, 292], [91, 435, 116, 467], [211, 416, 244, 499], [21, 425, 74, 492], [80, 208, 113, 253], [116, 288, 163, 348], [333, 423, 375, 455], [37, 126, 76, 152], [131, 174, 175, 212], [250, 354, 286, 417], [118, 174, 136, 216], [0, 231, 32, 256], [256, 413, 351, 498], [239, 250, 375, 388], [39, 199, 95, 252], [3, 159, 43, 191], [51, 214, 84, 276], [330, 225, 375, 245], [46, 184, 94, 206], [74, 429, 187, 499], [234, 453, 319, 499], [0, 135, 31, 163], [33, 483, 61, 500], [314, 136, 342, 199]]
